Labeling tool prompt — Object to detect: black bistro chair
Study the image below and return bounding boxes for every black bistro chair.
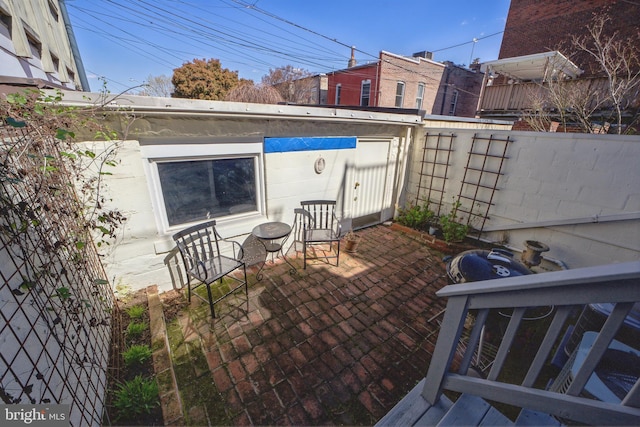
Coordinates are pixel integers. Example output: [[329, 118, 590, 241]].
[[299, 200, 342, 268], [172, 220, 248, 318]]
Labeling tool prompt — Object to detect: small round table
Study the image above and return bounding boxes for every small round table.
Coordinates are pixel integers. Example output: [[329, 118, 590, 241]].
[[251, 222, 296, 280]]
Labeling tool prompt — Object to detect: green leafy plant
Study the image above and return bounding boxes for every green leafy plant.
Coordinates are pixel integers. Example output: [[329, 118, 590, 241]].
[[396, 204, 436, 231], [123, 344, 152, 368], [126, 321, 147, 340], [125, 304, 145, 319], [439, 201, 470, 243], [113, 375, 159, 420]]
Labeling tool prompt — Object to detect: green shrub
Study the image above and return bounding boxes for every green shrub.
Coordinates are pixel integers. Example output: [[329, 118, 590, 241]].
[[126, 321, 147, 339], [439, 202, 470, 243], [125, 304, 145, 319], [396, 204, 436, 231], [113, 375, 159, 420], [123, 344, 152, 368]]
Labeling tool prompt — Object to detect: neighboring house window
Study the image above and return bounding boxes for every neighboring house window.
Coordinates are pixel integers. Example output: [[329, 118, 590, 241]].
[[0, 11, 11, 36], [360, 80, 371, 106], [48, 0, 59, 22], [395, 82, 405, 107], [335, 84, 342, 105], [157, 157, 257, 227], [26, 33, 41, 59], [449, 90, 459, 115], [51, 54, 59, 73], [415, 83, 425, 109]]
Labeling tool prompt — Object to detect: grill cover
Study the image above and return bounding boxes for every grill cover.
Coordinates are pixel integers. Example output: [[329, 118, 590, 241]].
[[447, 249, 532, 283]]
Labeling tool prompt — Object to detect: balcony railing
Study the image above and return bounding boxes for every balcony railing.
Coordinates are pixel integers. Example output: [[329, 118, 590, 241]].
[[380, 261, 640, 425], [479, 78, 612, 113]]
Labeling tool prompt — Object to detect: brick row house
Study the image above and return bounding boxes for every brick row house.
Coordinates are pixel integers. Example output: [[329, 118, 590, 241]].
[[325, 49, 484, 118]]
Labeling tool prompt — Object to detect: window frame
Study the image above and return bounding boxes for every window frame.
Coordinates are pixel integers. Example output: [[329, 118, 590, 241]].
[[335, 83, 342, 105], [141, 138, 265, 235], [415, 83, 425, 109], [360, 80, 371, 106], [395, 81, 405, 108]]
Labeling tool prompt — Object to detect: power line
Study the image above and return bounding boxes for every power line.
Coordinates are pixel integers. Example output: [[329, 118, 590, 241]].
[[68, 0, 503, 95]]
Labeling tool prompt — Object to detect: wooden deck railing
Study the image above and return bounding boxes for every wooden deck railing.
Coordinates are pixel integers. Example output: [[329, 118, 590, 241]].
[[479, 78, 611, 112], [421, 261, 640, 425]]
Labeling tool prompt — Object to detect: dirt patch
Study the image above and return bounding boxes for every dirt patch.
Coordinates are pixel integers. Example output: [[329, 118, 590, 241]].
[[160, 289, 189, 324]]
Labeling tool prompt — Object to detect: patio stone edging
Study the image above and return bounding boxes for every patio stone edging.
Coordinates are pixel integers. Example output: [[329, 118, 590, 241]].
[[388, 222, 475, 254], [147, 285, 184, 425]]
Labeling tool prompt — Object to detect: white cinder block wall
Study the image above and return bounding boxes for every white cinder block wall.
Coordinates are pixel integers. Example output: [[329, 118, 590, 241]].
[[406, 126, 640, 268], [78, 97, 419, 293]]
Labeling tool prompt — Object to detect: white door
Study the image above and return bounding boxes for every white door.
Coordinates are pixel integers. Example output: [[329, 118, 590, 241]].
[[348, 138, 398, 228]]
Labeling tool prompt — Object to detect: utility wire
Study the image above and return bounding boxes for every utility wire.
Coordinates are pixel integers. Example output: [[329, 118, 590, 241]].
[[69, 0, 503, 97]]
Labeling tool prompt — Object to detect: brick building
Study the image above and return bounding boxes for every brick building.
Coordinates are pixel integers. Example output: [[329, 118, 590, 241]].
[[477, 0, 639, 131], [326, 50, 484, 118], [499, 0, 640, 77]]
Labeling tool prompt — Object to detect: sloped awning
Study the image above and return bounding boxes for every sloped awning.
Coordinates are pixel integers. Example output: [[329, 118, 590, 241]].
[[481, 51, 582, 81]]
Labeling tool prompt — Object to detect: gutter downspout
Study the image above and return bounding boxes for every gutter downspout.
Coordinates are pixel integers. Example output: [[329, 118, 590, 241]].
[[439, 66, 451, 115], [59, 0, 90, 91], [375, 54, 381, 106]]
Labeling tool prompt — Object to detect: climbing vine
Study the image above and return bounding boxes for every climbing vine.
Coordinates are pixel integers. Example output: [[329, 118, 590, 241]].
[[0, 87, 130, 423]]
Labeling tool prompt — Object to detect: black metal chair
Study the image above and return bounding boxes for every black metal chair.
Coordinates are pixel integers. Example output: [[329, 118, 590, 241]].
[[299, 200, 341, 268], [172, 220, 247, 318]]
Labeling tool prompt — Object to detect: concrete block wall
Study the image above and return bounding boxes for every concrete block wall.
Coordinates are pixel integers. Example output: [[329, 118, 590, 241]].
[[264, 148, 355, 224], [93, 108, 414, 293], [406, 127, 640, 268]]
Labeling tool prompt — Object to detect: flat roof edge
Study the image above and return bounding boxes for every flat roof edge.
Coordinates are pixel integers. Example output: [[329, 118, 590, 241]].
[[422, 113, 515, 125], [47, 90, 423, 124]]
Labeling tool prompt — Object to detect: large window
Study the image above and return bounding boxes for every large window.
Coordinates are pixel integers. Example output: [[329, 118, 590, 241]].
[[360, 80, 371, 106], [395, 82, 405, 107], [335, 83, 342, 105], [415, 83, 425, 109], [157, 157, 257, 227]]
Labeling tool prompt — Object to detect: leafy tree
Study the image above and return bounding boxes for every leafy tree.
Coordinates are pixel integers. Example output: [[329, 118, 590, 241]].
[[224, 82, 284, 104], [262, 65, 315, 103], [138, 74, 173, 97], [172, 58, 249, 100]]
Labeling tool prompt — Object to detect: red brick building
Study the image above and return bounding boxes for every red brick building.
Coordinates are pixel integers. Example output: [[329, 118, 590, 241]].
[[499, 0, 640, 76], [478, 0, 639, 131], [326, 51, 484, 118]]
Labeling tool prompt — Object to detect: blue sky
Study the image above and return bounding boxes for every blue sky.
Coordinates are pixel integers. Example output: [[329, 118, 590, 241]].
[[66, 0, 511, 93]]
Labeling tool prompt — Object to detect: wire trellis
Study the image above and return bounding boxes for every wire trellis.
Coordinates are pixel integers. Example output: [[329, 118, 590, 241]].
[[0, 119, 115, 426]]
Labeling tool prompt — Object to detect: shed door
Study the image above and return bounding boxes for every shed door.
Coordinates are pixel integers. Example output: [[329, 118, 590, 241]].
[[348, 137, 398, 228]]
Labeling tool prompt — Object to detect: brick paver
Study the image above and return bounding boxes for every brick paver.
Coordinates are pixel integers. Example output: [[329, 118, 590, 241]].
[[160, 224, 450, 425]]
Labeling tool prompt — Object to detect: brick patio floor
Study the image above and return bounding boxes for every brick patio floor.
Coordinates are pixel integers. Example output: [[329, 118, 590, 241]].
[[157, 224, 451, 426]]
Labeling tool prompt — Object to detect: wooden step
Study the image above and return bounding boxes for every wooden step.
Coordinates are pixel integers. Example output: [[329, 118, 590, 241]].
[[376, 378, 452, 426], [436, 394, 513, 427], [514, 409, 562, 426]]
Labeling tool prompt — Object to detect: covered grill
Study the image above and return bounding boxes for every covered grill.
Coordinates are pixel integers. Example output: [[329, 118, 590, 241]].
[[446, 248, 532, 284]]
